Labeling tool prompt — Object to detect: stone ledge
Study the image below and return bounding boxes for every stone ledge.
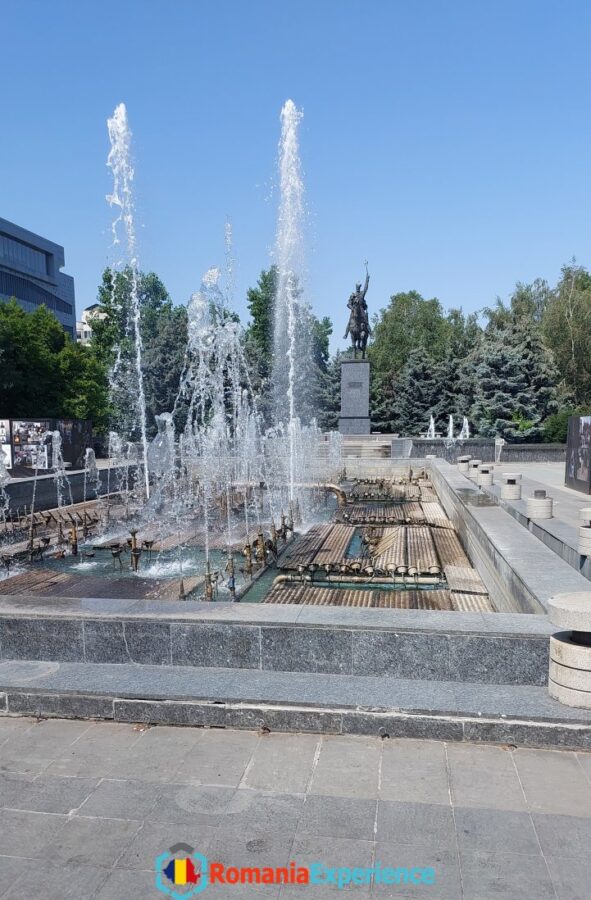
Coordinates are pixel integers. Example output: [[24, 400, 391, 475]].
[[0, 593, 553, 636]]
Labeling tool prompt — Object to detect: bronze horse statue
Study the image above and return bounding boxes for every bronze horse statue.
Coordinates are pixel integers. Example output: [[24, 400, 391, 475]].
[[344, 262, 371, 358]]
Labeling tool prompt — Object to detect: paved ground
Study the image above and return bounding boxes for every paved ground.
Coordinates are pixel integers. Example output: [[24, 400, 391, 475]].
[[1, 720, 591, 898]]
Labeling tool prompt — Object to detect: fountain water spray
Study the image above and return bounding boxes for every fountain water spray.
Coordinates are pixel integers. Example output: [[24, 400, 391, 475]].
[[273, 99, 305, 500], [427, 415, 436, 440], [0, 446, 10, 531], [459, 416, 470, 440], [51, 430, 73, 509], [447, 415, 454, 441], [106, 102, 150, 500]]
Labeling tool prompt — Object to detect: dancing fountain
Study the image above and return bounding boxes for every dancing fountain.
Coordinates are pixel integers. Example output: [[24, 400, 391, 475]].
[[0, 99, 340, 599]]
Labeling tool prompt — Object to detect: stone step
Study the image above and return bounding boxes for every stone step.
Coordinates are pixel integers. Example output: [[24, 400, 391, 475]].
[[1, 659, 591, 750]]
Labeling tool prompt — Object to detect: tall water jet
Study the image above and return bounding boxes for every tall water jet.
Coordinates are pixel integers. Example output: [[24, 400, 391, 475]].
[[427, 415, 436, 440], [459, 416, 470, 440], [447, 415, 454, 441], [106, 102, 150, 499], [272, 99, 305, 499], [0, 445, 10, 532]]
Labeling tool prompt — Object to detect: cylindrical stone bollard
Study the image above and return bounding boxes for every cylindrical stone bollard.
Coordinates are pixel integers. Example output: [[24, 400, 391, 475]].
[[548, 593, 591, 708], [501, 472, 522, 500], [477, 464, 494, 486], [468, 459, 482, 481], [457, 455, 471, 474], [525, 489, 553, 519]]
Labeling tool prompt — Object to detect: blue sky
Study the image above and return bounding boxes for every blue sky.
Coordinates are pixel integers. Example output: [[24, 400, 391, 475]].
[[3, 0, 591, 348]]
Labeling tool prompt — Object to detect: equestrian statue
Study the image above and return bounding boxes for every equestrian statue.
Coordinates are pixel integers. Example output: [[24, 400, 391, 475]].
[[344, 261, 371, 358]]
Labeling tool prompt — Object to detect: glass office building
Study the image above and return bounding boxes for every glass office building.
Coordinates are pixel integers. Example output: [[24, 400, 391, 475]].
[[0, 217, 76, 335]]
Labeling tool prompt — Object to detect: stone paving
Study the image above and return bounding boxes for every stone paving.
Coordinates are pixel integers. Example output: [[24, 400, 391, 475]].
[[1, 719, 591, 898]]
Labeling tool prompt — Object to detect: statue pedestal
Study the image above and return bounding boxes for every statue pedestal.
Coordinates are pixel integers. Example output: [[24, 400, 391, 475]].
[[339, 359, 370, 435]]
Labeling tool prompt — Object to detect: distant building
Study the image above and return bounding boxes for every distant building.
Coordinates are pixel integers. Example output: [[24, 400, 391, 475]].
[[76, 303, 105, 345], [0, 217, 76, 336]]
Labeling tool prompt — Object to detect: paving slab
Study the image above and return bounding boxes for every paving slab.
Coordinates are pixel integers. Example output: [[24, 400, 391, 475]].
[[513, 747, 591, 815], [380, 738, 450, 805], [309, 734, 381, 798], [0, 723, 590, 898], [447, 742, 527, 811]]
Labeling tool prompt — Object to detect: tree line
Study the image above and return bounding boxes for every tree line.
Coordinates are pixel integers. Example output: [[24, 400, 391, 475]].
[[0, 260, 589, 443]]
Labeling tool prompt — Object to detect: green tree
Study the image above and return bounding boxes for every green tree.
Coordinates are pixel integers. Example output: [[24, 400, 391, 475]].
[[471, 315, 558, 441], [389, 349, 439, 436], [542, 408, 586, 443], [0, 300, 66, 416], [0, 298, 108, 427], [316, 350, 343, 432], [245, 266, 276, 375], [369, 291, 450, 378], [90, 267, 187, 435], [542, 262, 591, 405], [370, 370, 397, 432], [58, 342, 110, 431]]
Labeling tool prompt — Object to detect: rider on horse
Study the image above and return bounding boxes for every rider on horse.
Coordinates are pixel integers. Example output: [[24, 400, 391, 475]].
[[344, 262, 371, 358]]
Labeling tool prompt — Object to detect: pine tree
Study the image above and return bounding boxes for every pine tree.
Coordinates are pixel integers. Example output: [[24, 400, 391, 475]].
[[390, 349, 439, 435], [245, 267, 277, 383], [431, 352, 477, 435], [317, 351, 343, 431], [470, 317, 558, 441], [370, 370, 396, 432]]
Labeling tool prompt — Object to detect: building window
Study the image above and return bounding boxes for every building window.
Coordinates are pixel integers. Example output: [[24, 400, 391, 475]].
[[0, 234, 48, 277], [0, 270, 73, 316]]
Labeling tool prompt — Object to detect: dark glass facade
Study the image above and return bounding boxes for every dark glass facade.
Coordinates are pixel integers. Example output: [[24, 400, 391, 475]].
[[0, 217, 75, 335]]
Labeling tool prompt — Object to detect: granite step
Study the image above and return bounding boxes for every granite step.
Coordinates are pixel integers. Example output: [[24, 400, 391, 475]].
[[1, 659, 591, 750]]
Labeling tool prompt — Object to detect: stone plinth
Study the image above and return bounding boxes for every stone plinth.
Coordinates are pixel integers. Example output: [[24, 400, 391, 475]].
[[339, 359, 370, 435], [548, 592, 591, 708]]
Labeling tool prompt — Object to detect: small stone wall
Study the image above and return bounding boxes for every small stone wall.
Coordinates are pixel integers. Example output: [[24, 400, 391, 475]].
[[410, 439, 565, 464]]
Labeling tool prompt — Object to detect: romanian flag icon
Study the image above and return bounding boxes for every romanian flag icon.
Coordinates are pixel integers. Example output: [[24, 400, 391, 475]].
[[163, 857, 200, 886]]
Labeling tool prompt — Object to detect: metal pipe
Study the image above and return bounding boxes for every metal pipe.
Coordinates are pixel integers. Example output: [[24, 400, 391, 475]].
[[271, 573, 441, 588]]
